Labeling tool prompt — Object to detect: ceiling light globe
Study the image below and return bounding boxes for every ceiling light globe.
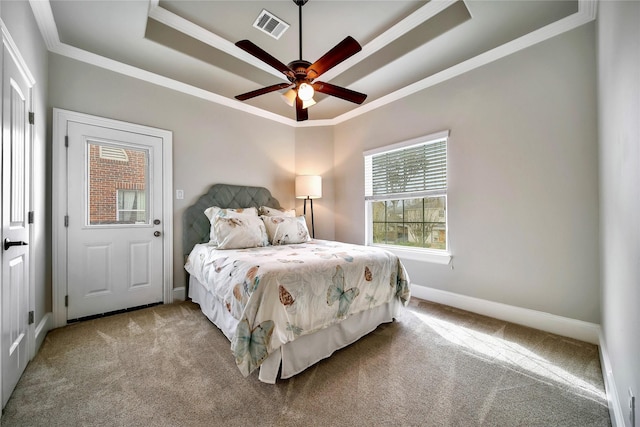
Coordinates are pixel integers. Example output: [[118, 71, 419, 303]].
[[297, 83, 314, 101]]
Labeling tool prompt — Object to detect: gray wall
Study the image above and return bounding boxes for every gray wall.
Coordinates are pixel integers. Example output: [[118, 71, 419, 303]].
[[294, 126, 335, 240], [48, 54, 297, 290], [1, 1, 50, 320], [597, 2, 640, 425], [334, 24, 601, 324]]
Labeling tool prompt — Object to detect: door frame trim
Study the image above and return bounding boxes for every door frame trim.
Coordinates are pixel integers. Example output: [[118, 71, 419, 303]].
[[52, 108, 173, 328]]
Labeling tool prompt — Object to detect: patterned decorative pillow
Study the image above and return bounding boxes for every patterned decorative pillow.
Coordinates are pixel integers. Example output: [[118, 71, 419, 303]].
[[204, 206, 259, 244], [214, 214, 269, 249], [261, 215, 310, 245], [259, 206, 296, 217]]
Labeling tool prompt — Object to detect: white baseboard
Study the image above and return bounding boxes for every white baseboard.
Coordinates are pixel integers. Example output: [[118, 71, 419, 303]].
[[173, 286, 186, 302], [34, 312, 52, 356], [598, 331, 625, 427], [410, 284, 601, 344]]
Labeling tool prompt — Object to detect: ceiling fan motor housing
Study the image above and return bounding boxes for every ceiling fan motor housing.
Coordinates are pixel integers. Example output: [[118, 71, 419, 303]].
[[287, 60, 312, 82]]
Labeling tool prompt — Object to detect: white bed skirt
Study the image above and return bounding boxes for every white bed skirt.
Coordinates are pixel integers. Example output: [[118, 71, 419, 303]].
[[189, 275, 401, 383]]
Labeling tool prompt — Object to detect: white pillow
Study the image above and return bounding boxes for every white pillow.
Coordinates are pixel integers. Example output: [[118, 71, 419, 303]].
[[259, 206, 296, 217], [261, 215, 310, 245], [204, 206, 259, 244], [214, 214, 269, 249]]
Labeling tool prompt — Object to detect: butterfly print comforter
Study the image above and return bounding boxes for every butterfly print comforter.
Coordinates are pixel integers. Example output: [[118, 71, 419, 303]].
[[185, 239, 411, 377]]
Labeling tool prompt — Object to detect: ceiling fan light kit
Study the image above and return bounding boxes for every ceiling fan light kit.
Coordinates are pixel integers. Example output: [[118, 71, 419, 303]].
[[235, 0, 367, 122], [297, 83, 314, 101]]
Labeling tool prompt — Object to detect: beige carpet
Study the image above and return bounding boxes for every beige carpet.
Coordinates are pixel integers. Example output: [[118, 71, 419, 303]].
[[2, 299, 610, 426]]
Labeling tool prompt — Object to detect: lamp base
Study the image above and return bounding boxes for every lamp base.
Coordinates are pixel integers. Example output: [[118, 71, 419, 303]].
[[303, 197, 315, 238]]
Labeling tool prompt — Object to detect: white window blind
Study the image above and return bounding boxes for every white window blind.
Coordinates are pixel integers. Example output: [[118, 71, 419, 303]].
[[365, 133, 448, 201]]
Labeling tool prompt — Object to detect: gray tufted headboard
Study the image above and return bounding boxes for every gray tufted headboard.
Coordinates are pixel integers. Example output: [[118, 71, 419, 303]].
[[182, 184, 282, 257]]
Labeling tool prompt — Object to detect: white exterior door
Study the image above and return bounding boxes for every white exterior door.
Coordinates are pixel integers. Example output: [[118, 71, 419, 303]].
[[66, 122, 164, 320], [1, 42, 31, 408]]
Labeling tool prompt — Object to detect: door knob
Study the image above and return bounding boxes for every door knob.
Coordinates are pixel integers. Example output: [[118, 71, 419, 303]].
[[154, 231, 161, 237], [4, 238, 28, 251]]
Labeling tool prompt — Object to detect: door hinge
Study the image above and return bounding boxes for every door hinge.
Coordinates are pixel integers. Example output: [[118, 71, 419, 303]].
[[65, 295, 68, 307], [65, 135, 69, 147], [29, 112, 34, 125], [28, 311, 34, 325], [28, 211, 34, 224], [64, 215, 69, 227]]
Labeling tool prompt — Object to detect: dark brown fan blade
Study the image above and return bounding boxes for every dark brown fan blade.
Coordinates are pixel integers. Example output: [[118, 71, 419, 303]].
[[235, 83, 292, 101], [295, 97, 308, 122], [312, 81, 367, 104], [236, 40, 294, 79], [306, 36, 362, 80]]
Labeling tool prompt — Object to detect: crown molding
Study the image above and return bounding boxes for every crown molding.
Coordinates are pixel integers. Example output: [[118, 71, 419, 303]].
[[54, 42, 298, 126], [28, 0, 597, 128], [28, 0, 59, 50]]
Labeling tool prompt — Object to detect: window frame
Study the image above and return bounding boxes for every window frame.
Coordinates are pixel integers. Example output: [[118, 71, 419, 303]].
[[364, 130, 451, 264]]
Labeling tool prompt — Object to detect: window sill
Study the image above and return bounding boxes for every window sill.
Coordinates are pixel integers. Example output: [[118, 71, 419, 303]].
[[373, 244, 452, 265]]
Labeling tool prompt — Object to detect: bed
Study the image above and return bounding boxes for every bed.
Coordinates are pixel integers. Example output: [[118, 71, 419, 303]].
[[183, 184, 411, 383]]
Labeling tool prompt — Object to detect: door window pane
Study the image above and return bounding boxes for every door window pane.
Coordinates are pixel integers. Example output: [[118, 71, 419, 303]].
[[88, 141, 149, 225]]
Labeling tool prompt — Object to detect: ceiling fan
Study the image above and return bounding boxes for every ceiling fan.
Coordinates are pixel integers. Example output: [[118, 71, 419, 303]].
[[235, 0, 367, 122]]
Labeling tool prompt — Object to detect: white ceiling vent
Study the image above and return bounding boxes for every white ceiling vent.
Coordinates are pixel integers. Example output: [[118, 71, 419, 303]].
[[253, 9, 289, 40]]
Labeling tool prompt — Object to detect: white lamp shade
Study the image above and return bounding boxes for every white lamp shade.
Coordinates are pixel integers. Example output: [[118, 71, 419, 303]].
[[295, 175, 322, 199]]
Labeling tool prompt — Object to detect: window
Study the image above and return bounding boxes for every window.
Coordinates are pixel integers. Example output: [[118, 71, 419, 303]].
[[116, 189, 147, 223], [88, 142, 149, 225], [364, 130, 449, 254]]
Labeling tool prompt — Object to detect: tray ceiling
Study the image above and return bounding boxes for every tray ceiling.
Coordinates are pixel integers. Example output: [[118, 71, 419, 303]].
[[30, 0, 595, 126]]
